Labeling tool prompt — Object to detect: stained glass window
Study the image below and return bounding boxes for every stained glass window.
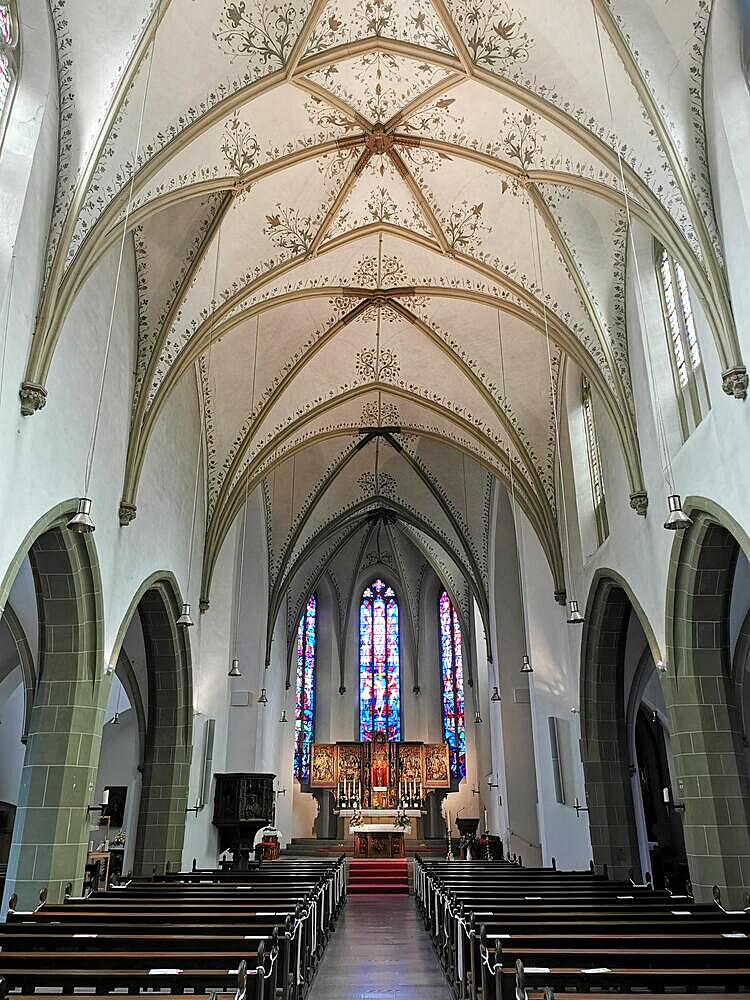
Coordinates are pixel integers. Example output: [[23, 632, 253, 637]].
[[294, 593, 316, 782], [439, 590, 466, 781], [359, 579, 401, 742]]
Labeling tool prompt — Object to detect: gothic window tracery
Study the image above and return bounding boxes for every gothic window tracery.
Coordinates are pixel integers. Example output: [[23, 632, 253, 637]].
[[359, 578, 401, 742], [655, 244, 710, 440], [581, 376, 609, 546], [294, 593, 317, 782], [438, 590, 466, 781]]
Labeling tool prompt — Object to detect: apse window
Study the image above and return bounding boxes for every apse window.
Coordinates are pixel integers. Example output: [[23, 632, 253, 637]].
[[294, 593, 317, 783], [438, 590, 466, 782], [359, 579, 401, 742], [656, 245, 710, 439], [581, 376, 609, 546], [0, 2, 17, 150]]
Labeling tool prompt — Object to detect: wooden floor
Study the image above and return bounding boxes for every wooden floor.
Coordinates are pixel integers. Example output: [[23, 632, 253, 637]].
[[310, 895, 451, 1000]]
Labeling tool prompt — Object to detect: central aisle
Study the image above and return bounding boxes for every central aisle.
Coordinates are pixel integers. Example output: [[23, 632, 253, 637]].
[[310, 894, 451, 999]]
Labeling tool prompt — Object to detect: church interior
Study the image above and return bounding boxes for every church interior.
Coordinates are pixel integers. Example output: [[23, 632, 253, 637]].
[[2, 0, 750, 996]]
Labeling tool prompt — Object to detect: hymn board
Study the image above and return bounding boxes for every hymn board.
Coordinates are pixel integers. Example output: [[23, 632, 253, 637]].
[[309, 734, 451, 810]]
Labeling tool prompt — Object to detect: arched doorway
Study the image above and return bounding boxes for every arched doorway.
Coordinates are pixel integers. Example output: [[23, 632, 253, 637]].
[[579, 576, 642, 878], [580, 572, 687, 883], [633, 706, 688, 888]]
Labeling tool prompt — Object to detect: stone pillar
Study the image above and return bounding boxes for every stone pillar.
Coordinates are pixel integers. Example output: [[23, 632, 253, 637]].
[[2, 528, 105, 909], [133, 587, 192, 874], [665, 517, 750, 907], [580, 581, 640, 879]]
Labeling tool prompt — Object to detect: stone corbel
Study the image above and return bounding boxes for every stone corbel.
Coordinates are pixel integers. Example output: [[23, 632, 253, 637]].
[[199, 598, 210, 613], [722, 366, 748, 401], [629, 491, 648, 517], [118, 502, 137, 526], [19, 382, 47, 415], [554, 590, 567, 606]]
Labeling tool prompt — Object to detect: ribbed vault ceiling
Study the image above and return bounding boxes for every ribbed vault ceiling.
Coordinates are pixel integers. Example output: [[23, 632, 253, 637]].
[[24, 0, 740, 650]]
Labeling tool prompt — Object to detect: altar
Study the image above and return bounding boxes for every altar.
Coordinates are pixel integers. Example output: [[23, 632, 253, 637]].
[[353, 827, 405, 858]]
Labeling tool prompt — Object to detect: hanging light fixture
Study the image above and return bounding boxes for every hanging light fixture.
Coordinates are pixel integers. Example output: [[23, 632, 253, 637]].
[[177, 602, 194, 628], [491, 686, 501, 702], [567, 600, 585, 625], [589, 1, 692, 529], [67, 497, 96, 534], [258, 688, 269, 706], [279, 708, 288, 723], [229, 317, 260, 691], [655, 658, 668, 673], [521, 654, 533, 673], [664, 495, 692, 531], [69, 12, 161, 537], [474, 708, 483, 724]]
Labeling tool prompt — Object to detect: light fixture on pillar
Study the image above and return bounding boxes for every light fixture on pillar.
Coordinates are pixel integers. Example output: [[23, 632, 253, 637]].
[[656, 658, 668, 673], [664, 494, 692, 531], [496, 308, 536, 693], [177, 602, 194, 628], [67, 497, 95, 534], [527, 200, 584, 628], [69, 12, 161, 537], [111, 675, 122, 725], [257, 688, 268, 706], [230, 317, 260, 691], [567, 600, 585, 625], [279, 683, 289, 724]]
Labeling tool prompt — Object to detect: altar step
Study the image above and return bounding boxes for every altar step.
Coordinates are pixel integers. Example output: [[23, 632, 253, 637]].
[[347, 859, 409, 895]]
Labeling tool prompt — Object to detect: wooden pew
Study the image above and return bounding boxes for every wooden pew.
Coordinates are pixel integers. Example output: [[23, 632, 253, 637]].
[[414, 856, 750, 1000], [1, 856, 346, 1000]]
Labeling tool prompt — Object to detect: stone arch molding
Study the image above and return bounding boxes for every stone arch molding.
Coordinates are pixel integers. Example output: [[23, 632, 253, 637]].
[[663, 497, 750, 905], [1, 500, 105, 908]]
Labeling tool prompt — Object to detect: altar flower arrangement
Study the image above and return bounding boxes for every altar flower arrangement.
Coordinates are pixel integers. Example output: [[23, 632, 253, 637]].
[[394, 808, 410, 830]]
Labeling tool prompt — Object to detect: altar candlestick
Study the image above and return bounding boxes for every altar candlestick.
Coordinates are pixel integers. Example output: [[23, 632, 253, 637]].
[[483, 807, 488, 832]]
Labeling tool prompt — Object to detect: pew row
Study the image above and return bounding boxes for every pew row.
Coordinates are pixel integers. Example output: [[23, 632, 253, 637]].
[[414, 856, 750, 1000], [0, 857, 346, 1000]]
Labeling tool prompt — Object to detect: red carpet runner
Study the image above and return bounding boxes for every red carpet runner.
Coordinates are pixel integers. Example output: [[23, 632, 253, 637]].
[[347, 859, 409, 894]]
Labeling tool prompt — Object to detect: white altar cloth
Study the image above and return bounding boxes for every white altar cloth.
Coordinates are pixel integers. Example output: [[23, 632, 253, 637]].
[[349, 823, 412, 835]]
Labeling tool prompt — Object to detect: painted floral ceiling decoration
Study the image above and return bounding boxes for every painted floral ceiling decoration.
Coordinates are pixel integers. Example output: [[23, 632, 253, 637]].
[[24, 0, 742, 641]]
